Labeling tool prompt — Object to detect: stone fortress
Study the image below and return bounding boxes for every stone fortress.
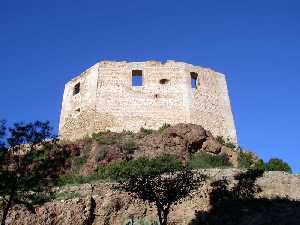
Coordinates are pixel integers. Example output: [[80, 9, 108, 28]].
[[59, 60, 237, 141]]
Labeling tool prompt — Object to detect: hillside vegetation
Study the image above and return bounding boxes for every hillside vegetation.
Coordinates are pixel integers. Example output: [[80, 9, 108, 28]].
[[56, 123, 291, 186], [0, 121, 295, 225]]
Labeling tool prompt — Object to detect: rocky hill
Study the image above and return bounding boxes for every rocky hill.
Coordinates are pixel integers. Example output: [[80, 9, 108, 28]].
[[1, 123, 298, 225], [4, 169, 300, 225], [67, 123, 241, 177]]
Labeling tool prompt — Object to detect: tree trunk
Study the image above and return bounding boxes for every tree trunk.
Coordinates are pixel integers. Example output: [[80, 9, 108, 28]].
[[1, 193, 14, 225], [161, 208, 169, 225], [156, 205, 164, 225]]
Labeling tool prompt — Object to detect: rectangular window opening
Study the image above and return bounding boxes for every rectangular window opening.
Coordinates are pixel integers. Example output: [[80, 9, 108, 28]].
[[190, 72, 198, 89], [132, 70, 143, 86], [73, 82, 80, 95]]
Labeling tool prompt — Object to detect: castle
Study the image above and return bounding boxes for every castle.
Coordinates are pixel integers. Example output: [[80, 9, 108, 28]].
[[59, 60, 237, 141]]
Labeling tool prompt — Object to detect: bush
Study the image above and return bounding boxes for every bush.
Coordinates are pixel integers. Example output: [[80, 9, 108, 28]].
[[97, 155, 183, 181], [225, 142, 236, 149], [92, 130, 117, 145], [118, 140, 139, 155], [70, 143, 92, 172], [57, 173, 98, 186], [57, 174, 86, 186], [253, 159, 266, 170], [216, 136, 226, 145], [238, 151, 256, 169], [216, 136, 236, 149], [188, 152, 232, 169], [140, 127, 154, 135], [265, 158, 292, 173], [158, 123, 170, 134]]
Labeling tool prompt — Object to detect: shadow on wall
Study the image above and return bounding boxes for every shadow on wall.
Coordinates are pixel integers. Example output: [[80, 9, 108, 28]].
[[189, 169, 300, 225]]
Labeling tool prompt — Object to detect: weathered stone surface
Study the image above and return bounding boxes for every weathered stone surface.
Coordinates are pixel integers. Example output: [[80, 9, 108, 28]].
[[5, 197, 92, 225], [137, 124, 238, 165], [202, 137, 222, 154], [59, 60, 237, 142]]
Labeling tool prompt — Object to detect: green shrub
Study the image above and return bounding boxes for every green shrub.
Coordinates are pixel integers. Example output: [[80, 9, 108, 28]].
[[70, 143, 92, 172], [158, 123, 170, 134], [265, 158, 292, 173], [118, 140, 138, 155], [57, 173, 98, 186], [71, 157, 86, 172], [225, 142, 236, 149], [57, 174, 86, 186], [30, 149, 49, 162], [239, 157, 292, 173], [216, 136, 236, 149], [253, 159, 266, 170], [188, 152, 232, 169], [92, 130, 117, 145], [238, 151, 255, 169], [216, 136, 226, 145], [82, 142, 92, 154], [97, 155, 183, 181], [140, 127, 154, 135]]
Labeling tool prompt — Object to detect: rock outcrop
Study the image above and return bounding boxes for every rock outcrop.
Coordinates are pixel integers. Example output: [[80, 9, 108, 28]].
[[3, 169, 300, 225], [80, 124, 240, 175]]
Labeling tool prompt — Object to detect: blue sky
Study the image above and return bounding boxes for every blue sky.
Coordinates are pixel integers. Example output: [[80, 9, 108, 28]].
[[0, 0, 299, 172]]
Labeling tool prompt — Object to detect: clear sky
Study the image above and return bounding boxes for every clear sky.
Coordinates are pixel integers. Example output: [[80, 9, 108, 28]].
[[0, 0, 299, 172]]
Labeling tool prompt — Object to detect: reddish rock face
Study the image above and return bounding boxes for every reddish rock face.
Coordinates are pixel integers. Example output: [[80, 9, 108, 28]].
[[202, 137, 222, 154], [5, 170, 300, 225], [77, 124, 239, 173], [4, 124, 239, 178], [136, 123, 238, 165]]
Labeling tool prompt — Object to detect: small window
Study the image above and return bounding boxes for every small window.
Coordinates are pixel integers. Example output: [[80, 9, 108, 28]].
[[132, 70, 143, 86], [159, 79, 170, 84], [75, 108, 80, 113], [190, 72, 198, 89], [73, 82, 80, 95]]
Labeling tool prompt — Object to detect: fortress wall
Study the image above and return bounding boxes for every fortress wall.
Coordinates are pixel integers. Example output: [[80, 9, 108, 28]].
[[59, 64, 99, 140], [58, 60, 237, 141], [188, 67, 237, 142], [93, 61, 189, 133]]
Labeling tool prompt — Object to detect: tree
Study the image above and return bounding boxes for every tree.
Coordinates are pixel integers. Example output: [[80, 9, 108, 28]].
[[117, 169, 206, 225], [0, 121, 55, 225], [0, 120, 6, 163], [265, 158, 292, 173]]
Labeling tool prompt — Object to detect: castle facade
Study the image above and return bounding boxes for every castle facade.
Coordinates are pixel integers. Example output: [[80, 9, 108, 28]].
[[59, 60, 237, 141]]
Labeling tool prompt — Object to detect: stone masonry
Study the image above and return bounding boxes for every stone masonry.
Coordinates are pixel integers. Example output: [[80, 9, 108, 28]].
[[59, 60, 237, 141]]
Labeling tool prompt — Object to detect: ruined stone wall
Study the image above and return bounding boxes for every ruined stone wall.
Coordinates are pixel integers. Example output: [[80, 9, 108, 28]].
[[59, 60, 237, 141], [59, 64, 98, 140], [186, 65, 237, 141]]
